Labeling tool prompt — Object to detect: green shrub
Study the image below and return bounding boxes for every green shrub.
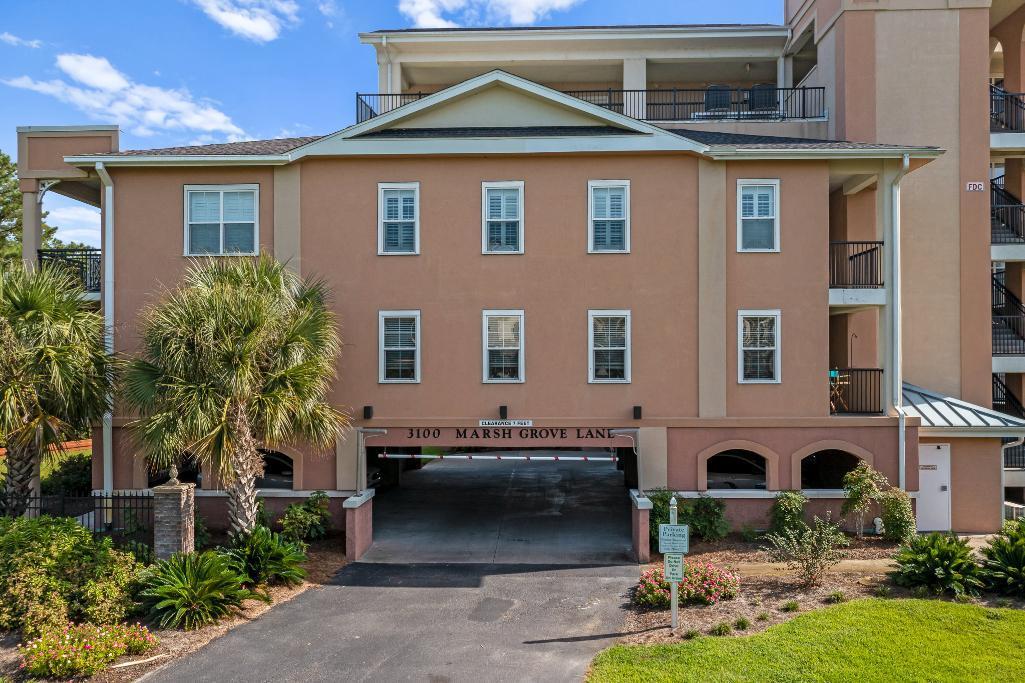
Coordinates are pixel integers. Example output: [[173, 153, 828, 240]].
[[647, 488, 673, 547], [682, 629, 700, 640], [738, 524, 760, 543], [709, 622, 732, 636], [894, 533, 983, 597], [780, 600, 800, 612], [826, 590, 847, 604], [682, 496, 729, 542], [223, 526, 307, 587], [770, 491, 807, 535], [19, 622, 157, 678], [756, 611, 770, 621], [873, 584, 892, 598], [842, 462, 888, 538], [981, 519, 1025, 597], [195, 512, 211, 550], [734, 616, 751, 630], [633, 564, 739, 608], [139, 551, 261, 630], [40, 451, 93, 494], [762, 514, 849, 586], [878, 489, 916, 544], [280, 491, 332, 547], [0, 516, 141, 637], [255, 498, 271, 529]]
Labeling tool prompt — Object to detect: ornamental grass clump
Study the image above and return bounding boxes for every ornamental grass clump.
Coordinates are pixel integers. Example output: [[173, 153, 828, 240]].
[[18, 622, 157, 678], [981, 519, 1025, 598], [633, 564, 739, 608], [894, 532, 983, 597]]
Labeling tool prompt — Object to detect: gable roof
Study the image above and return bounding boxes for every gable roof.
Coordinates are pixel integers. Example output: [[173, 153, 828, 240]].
[[902, 383, 1025, 436]]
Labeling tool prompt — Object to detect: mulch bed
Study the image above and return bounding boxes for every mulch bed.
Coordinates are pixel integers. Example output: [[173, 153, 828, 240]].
[[0, 536, 348, 682]]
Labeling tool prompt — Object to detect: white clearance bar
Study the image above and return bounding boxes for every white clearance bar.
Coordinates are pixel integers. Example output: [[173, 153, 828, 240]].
[[377, 453, 617, 462]]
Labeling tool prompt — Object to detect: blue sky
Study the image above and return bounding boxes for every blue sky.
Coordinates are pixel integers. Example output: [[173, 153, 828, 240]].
[[2, 0, 782, 246]]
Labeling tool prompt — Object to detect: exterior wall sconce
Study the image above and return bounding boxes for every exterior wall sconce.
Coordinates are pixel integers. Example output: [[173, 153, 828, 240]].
[[633, 406, 643, 420], [363, 405, 374, 420], [499, 405, 508, 420]]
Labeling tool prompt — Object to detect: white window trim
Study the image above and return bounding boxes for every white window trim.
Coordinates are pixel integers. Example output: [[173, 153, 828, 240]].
[[482, 309, 525, 383], [481, 181, 525, 255], [587, 180, 631, 253], [737, 309, 781, 384], [588, 309, 632, 384], [183, 184, 259, 257], [736, 178, 780, 253], [378, 310, 421, 384], [378, 182, 421, 256]]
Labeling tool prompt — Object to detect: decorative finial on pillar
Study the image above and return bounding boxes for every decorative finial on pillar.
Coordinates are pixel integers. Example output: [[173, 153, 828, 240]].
[[167, 464, 180, 486]]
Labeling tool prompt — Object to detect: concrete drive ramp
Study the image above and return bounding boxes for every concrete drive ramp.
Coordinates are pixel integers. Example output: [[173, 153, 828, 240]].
[[362, 454, 633, 565]]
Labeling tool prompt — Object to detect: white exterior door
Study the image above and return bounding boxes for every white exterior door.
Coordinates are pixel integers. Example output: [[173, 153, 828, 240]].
[[917, 444, 952, 532]]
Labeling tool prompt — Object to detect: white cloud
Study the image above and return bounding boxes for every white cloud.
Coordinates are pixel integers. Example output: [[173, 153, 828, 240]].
[[3, 53, 245, 140], [189, 0, 300, 42], [45, 205, 101, 248], [0, 32, 42, 48], [398, 0, 581, 28]]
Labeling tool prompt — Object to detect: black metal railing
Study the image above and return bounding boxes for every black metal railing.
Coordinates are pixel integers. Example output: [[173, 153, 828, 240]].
[[38, 248, 101, 293], [829, 368, 883, 415], [828, 241, 884, 288], [993, 276, 1025, 355], [355, 86, 827, 124], [1006, 442, 1025, 469], [992, 177, 1025, 244], [993, 374, 1025, 418], [0, 490, 154, 551], [992, 85, 1025, 132]]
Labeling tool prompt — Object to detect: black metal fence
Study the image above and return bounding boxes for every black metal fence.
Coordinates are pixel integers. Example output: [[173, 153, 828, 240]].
[[828, 241, 884, 288], [355, 86, 827, 124], [991, 85, 1025, 132], [0, 490, 153, 551], [38, 248, 101, 293], [1006, 443, 1025, 469], [830, 368, 883, 415], [993, 276, 1025, 355], [992, 180, 1025, 244]]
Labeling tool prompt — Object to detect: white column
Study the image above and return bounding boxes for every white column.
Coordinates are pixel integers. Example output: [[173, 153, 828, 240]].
[[623, 58, 647, 120]]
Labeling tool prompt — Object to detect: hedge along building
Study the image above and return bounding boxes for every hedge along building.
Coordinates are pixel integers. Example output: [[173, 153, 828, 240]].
[[16, 8, 1025, 561]]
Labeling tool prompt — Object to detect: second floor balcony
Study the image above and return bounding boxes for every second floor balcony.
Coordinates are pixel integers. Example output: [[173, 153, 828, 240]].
[[830, 368, 884, 415], [356, 86, 827, 126], [38, 248, 101, 296]]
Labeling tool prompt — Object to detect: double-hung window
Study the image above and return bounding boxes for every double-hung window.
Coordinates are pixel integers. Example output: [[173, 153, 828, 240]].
[[588, 181, 630, 253], [483, 310, 524, 382], [184, 185, 258, 255], [737, 179, 780, 252], [738, 310, 781, 383], [589, 310, 631, 383], [482, 181, 524, 254], [379, 311, 420, 383], [379, 183, 419, 255]]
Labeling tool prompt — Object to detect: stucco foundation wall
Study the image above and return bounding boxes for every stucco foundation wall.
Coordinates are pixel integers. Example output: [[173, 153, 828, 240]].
[[921, 437, 1003, 534], [196, 495, 347, 532], [702, 497, 869, 532]]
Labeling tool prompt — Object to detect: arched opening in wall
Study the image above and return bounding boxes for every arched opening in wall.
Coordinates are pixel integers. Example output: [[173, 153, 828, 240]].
[[991, 37, 1005, 86], [256, 449, 294, 489], [800, 450, 861, 489], [706, 450, 767, 490], [148, 453, 201, 487]]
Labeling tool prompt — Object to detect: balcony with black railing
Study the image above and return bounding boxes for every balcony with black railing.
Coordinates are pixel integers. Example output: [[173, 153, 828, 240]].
[[37, 248, 101, 294], [992, 85, 1025, 133], [993, 374, 1025, 418], [355, 86, 827, 125], [994, 275, 1025, 355], [992, 176, 1025, 244], [829, 368, 884, 415], [829, 241, 884, 289]]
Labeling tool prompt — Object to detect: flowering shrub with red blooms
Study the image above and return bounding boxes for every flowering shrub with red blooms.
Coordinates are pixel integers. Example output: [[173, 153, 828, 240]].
[[633, 564, 740, 608], [18, 622, 158, 678]]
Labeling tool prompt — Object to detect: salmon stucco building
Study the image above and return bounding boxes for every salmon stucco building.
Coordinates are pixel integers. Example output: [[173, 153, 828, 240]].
[[16, 0, 1025, 561]]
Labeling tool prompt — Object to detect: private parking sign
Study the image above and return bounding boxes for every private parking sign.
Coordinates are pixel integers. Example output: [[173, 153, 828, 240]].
[[658, 524, 689, 554]]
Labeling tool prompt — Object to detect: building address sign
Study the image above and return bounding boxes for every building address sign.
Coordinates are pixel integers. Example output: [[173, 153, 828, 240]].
[[403, 426, 619, 441]]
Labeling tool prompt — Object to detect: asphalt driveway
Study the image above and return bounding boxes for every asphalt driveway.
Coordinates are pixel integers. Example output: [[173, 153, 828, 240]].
[[144, 454, 638, 682]]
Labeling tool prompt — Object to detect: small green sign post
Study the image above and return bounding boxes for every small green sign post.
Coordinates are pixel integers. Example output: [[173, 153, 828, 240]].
[[658, 497, 689, 631]]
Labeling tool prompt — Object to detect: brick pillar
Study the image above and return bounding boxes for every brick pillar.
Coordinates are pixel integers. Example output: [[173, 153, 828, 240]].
[[630, 489, 651, 564], [153, 482, 195, 560], [343, 489, 374, 562]]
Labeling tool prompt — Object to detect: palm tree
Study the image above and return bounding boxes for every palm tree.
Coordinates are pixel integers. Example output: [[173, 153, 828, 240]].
[[123, 255, 349, 535], [0, 262, 113, 516]]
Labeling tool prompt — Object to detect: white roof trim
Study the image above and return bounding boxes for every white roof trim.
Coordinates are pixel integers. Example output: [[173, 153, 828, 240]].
[[287, 70, 706, 160], [359, 26, 790, 44], [706, 148, 943, 161], [63, 155, 289, 167], [902, 382, 1025, 435]]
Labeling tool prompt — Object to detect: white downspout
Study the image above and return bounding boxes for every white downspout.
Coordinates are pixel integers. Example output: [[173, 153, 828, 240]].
[[891, 154, 910, 489], [95, 163, 114, 493]]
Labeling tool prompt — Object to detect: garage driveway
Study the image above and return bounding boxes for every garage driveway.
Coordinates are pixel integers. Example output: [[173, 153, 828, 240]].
[[144, 454, 638, 682]]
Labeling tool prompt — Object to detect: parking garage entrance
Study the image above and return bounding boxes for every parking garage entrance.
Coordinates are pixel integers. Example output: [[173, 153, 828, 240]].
[[357, 427, 636, 565]]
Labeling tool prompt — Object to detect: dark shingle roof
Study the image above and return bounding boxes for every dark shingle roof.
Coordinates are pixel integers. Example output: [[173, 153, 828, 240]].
[[670, 128, 936, 151], [79, 136, 323, 157], [355, 126, 640, 138]]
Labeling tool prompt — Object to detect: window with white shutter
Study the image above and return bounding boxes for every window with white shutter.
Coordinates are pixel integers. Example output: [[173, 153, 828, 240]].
[[738, 310, 781, 383], [379, 183, 420, 255], [184, 185, 258, 256], [588, 181, 630, 253], [379, 311, 420, 382], [482, 310, 524, 382], [589, 310, 631, 383], [482, 181, 524, 254], [737, 179, 780, 252]]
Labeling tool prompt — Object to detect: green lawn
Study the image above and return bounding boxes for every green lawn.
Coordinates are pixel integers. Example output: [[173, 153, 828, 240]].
[[590, 599, 1025, 683]]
